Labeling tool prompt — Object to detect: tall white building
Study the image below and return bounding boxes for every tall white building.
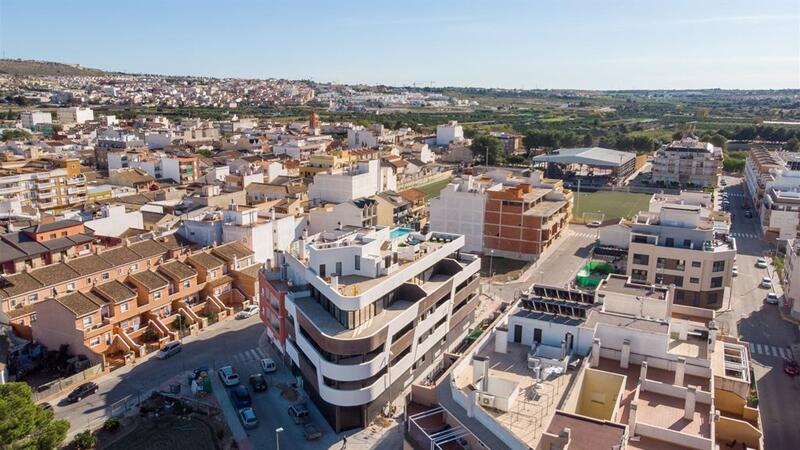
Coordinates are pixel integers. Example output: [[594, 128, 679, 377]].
[[308, 159, 396, 204], [56, 107, 94, 125], [435, 121, 464, 146], [278, 226, 481, 432], [20, 111, 53, 129], [429, 176, 498, 253], [758, 158, 800, 241], [651, 137, 722, 187]]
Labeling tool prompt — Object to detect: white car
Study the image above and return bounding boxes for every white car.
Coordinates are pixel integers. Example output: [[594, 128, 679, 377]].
[[731, 266, 738, 277], [765, 293, 780, 305], [755, 258, 768, 269], [156, 341, 182, 359], [218, 365, 240, 386], [587, 220, 602, 228], [236, 305, 259, 319], [760, 277, 772, 289], [260, 357, 277, 373]]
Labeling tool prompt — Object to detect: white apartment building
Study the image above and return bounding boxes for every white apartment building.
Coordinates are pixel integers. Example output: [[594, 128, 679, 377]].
[[56, 107, 94, 125], [758, 158, 800, 241], [429, 176, 498, 253], [279, 226, 481, 432], [20, 111, 53, 129], [626, 198, 735, 309], [308, 198, 377, 234], [785, 240, 800, 320], [436, 121, 464, 147], [651, 137, 722, 187], [107, 152, 198, 184], [0, 160, 87, 211], [743, 147, 784, 212], [308, 159, 396, 204], [179, 204, 300, 266]]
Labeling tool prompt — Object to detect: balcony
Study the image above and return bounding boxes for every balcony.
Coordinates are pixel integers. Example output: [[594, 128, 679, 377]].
[[0, 185, 23, 195], [68, 186, 86, 195], [37, 191, 55, 199], [36, 181, 55, 189], [67, 176, 86, 185]]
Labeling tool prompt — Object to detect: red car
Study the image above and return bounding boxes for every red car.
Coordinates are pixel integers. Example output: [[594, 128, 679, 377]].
[[783, 358, 799, 376]]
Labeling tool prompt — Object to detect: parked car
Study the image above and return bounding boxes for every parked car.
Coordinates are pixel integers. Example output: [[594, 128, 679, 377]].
[[236, 305, 259, 319], [587, 220, 602, 228], [238, 407, 259, 429], [66, 382, 98, 403], [260, 357, 276, 373], [756, 258, 768, 269], [745, 210, 753, 218], [731, 266, 738, 277], [39, 402, 53, 411], [303, 423, 322, 440], [784, 358, 800, 376], [249, 373, 267, 392], [157, 341, 182, 359], [765, 292, 780, 305], [288, 403, 310, 424], [228, 385, 252, 408], [218, 365, 240, 386], [721, 179, 727, 186], [760, 277, 773, 289]]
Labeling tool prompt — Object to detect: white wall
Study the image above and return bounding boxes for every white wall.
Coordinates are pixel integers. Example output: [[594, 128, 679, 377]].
[[309, 160, 383, 204], [429, 183, 486, 253]]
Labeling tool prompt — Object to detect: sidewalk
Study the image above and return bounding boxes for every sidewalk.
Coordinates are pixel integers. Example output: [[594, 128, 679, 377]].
[[209, 368, 252, 450]]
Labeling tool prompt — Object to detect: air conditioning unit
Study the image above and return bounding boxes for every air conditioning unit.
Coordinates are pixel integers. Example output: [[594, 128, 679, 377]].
[[479, 393, 495, 407]]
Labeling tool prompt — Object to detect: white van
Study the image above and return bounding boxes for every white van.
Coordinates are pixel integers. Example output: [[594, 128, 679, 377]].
[[218, 365, 240, 386], [260, 357, 276, 373]]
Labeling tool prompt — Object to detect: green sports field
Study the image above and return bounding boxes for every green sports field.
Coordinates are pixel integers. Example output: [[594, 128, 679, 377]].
[[573, 191, 651, 220]]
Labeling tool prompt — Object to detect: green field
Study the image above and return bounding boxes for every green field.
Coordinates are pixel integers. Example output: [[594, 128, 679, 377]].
[[416, 178, 453, 199], [573, 191, 651, 220]]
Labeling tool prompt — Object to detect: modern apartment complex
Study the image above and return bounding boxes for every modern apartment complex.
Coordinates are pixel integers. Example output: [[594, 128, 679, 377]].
[[107, 150, 199, 184], [651, 137, 723, 187], [743, 147, 785, 211], [262, 226, 481, 431], [785, 239, 800, 320], [744, 149, 800, 240], [626, 197, 735, 308], [0, 158, 87, 211], [57, 106, 94, 125]]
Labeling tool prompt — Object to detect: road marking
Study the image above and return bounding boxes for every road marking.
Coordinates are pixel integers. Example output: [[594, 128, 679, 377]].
[[255, 347, 266, 359], [749, 342, 754, 353], [770, 346, 778, 357], [777, 347, 787, 358], [756, 344, 763, 354]]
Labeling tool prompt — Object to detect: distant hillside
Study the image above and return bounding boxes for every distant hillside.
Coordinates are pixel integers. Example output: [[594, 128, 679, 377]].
[[0, 59, 108, 77]]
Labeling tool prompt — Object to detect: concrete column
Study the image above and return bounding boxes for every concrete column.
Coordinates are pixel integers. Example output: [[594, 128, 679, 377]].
[[495, 326, 508, 354], [472, 356, 489, 391], [620, 339, 631, 369], [628, 403, 638, 436], [674, 357, 686, 386], [591, 338, 601, 368], [639, 361, 648, 382], [467, 390, 478, 418], [684, 385, 697, 420]]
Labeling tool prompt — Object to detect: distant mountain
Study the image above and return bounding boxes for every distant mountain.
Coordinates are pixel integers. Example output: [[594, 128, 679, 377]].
[[0, 59, 109, 77]]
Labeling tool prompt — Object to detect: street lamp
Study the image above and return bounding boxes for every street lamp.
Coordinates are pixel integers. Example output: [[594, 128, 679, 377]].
[[275, 427, 284, 450], [488, 249, 494, 281]]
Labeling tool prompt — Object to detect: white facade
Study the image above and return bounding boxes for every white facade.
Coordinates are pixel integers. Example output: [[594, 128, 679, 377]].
[[429, 177, 496, 253], [347, 127, 379, 149], [20, 111, 52, 129], [760, 162, 800, 240], [57, 107, 94, 125], [786, 240, 800, 320], [436, 121, 464, 146], [308, 160, 395, 204], [308, 202, 367, 234]]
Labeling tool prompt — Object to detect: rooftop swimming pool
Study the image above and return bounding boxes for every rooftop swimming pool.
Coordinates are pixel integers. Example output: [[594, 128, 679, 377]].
[[390, 227, 414, 240]]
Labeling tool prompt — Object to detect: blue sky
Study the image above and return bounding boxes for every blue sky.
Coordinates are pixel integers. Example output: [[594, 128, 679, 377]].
[[0, 0, 798, 89]]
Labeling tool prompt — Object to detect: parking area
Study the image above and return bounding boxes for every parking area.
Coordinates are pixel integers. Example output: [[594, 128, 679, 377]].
[[209, 345, 341, 450]]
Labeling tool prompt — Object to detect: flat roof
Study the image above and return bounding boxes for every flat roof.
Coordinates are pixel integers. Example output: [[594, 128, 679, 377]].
[[546, 411, 626, 450], [532, 147, 635, 167], [599, 275, 667, 300]]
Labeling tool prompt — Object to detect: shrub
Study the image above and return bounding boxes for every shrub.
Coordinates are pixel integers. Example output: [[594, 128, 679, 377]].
[[72, 430, 97, 449], [103, 417, 120, 432]]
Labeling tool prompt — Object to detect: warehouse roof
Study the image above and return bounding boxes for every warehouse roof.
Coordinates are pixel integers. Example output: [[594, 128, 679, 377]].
[[532, 147, 635, 167]]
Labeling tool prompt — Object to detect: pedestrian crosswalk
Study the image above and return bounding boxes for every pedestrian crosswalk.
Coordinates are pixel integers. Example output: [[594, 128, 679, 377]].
[[748, 342, 793, 359], [230, 347, 267, 364], [730, 232, 759, 239], [569, 231, 598, 239]]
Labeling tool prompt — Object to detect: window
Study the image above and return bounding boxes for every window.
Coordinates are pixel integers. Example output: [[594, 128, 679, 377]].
[[83, 243, 91, 251], [632, 254, 649, 265], [50, 233, 56, 239], [82, 316, 93, 327], [120, 303, 129, 313], [319, 264, 326, 278], [690, 277, 700, 284], [691, 261, 701, 268], [631, 269, 648, 281], [712, 261, 725, 272], [710, 276, 723, 288], [209, 269, 217, 279], [354, 255, 360, 271], [673, 276, 684, 287], [87, 278, 92, 284], [335, 262, 342, 276], [154, 291, 162, 300], [215, 288, 222, 295], [61, 231, 68, 237], [66, 282, 76, 291], [183, 280, 191, 288], [683, 239, 692, 248], [102, 272, 109, 280], [28, 293, 38, 302], [131, 263, 139, 271], [89, 337, 101, 346]]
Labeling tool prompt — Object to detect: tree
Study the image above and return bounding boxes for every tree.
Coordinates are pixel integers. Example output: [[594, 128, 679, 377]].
[[196, 149, 213, 158], [785, 137, 800, 153], [582, 133, 593, 147], [1, 129, 31, 141], [709, 134, 728, 151], [672, 131, 684, 141], [0, 383, 69, 449], [71, 430, 97, 450], [470, 135, 505, 166]]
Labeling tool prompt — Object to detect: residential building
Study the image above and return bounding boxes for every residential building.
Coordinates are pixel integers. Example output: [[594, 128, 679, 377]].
[[626, 197, 735, 308], [373, 191, 411, 228], [754, 156, 800, 241], [436, 121, 464, 147], [651, 137, 723, 187], [429, 176, 495, 253], [308, 159, 396, 204], [744, 147, 784, 211], [483, 181, 572, 261], [0, 220, 95, 274], [20, 111, 53, 129], [107, 151, 198, 184], [398, 188, 428, 231], [308, 198, 377, 234], [0, 158, 87, 211], [785, 239, 800, 320], [490, 131, 522, 155], [57, 107, 94, 125], [266, 226, 481, 432]]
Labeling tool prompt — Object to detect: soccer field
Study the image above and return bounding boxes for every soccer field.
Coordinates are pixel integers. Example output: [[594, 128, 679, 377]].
[[572, 191, 651, 220]]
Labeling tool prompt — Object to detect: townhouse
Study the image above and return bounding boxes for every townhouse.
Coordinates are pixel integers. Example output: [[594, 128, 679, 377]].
[[261, 226, 481, 431], [0, 219, 95, 274], [0, 239, 258, 367]]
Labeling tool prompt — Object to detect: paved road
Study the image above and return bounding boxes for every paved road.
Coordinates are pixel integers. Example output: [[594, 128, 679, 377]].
[[715, 175, 800, 450]]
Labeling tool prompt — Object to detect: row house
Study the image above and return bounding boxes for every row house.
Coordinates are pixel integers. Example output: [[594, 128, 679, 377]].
[[0, 220, 95, 274]]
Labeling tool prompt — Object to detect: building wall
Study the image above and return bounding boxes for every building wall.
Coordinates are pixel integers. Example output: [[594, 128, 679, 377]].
[[429, 184, 486, 253]]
